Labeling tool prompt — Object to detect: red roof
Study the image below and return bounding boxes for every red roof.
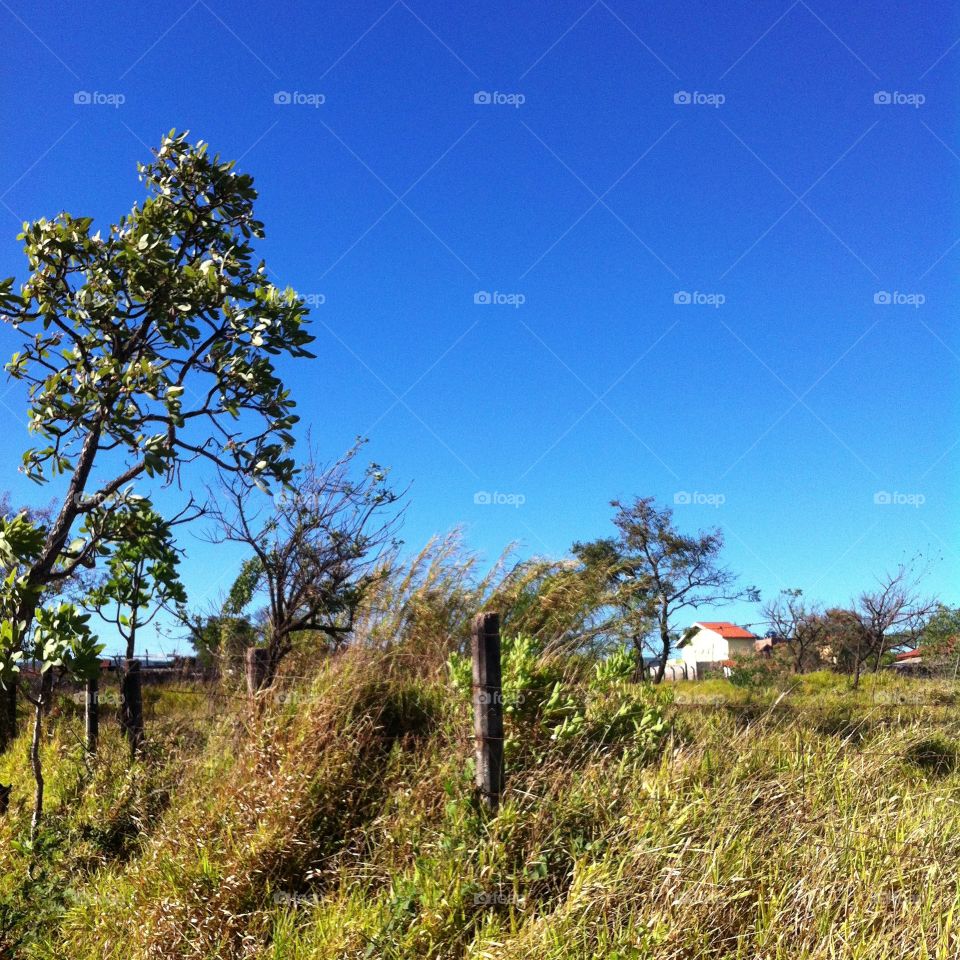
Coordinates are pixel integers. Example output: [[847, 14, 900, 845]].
[[696, 622, 758, 640], [894, 649, 921, 661]]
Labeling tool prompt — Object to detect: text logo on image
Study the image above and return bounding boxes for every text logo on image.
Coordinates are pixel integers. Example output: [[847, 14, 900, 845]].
[[873, 91, 924, 108], [474, 290, 525, 308], [274, 91, 326, 107], [74, 91, 125, 108], [474, 91, 526, 108], [674, 290, 725, 308], [674, 90, 725, 108]]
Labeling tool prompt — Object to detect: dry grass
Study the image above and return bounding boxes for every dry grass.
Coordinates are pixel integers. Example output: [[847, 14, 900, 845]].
[[0, 544, 958, 958]]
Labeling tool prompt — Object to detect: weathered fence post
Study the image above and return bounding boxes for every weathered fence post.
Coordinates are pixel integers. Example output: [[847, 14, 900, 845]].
[[245, 647, 270, 695], [471, 611, 504, 810], [84, 675, 98, 756], [121, 659, 144, 756]]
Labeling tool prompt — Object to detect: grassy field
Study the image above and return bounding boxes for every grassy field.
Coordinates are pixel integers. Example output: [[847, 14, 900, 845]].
[[0, 651, 959, 959]]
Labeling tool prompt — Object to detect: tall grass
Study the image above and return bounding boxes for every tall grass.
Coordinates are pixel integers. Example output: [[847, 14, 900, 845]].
[[0, 544, 958, 958]]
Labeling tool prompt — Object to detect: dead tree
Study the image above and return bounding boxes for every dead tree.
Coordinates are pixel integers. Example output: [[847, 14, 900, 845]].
[[208, 442, 402, 689]]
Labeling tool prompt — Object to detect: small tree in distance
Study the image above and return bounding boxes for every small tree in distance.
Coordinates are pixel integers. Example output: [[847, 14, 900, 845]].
[[575, 497, 758, 683], [209, 442, 403, 689], [848, 565, 935, 688], [762, 588, 825, 673]]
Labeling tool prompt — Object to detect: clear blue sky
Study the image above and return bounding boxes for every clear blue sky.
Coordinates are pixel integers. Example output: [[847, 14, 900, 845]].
[[0, 0, 957, 655]]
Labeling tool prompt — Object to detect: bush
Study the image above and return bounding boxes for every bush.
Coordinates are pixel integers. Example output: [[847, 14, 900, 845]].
[[448, 636, 666, 763]]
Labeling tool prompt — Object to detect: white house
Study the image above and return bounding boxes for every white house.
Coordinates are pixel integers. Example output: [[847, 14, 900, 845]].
[[677, 622, 759, 668]]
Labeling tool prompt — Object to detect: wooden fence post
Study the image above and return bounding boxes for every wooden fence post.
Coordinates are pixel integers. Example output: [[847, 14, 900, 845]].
[[245, 647, 270, 695], [84, 675, 98, 756], [471, 611, 504, 810]]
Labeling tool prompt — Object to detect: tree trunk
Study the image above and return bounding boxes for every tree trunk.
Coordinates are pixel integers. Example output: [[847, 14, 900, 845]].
[[652, 608, 670, 684], [85, 675, 99, 756], [873, 639, 885, 673], [30, 672, 52, 838], [852, 638, 862, 689], [0, 678, 17, 753], [121, 660, 144, 758]]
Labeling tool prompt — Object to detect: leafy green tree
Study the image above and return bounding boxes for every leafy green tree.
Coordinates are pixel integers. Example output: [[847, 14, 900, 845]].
[[899, 604, 960, 677], [86, 502, 187, 660], [0, 131, 313, 750], [84, 500, 189, 752], [575, 498, 757, 683]]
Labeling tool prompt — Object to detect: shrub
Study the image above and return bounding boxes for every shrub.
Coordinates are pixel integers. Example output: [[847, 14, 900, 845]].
[[449, 637, 666, 763]]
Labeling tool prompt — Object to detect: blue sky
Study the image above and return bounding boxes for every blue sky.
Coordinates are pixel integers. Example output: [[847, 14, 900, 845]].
[[0, 0, 957, 655]]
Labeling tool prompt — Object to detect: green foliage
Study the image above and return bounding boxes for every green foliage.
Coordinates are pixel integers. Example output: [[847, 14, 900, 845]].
[[3, 130, 313, 489], [726, 653, 789, 689], [84, 502, 186, 649], [449, 636, 665, 760], [30, 602, 103, 679], [223, 556, 263, 616], [921, 604, 960, 657], [0, 512, 47, 685]]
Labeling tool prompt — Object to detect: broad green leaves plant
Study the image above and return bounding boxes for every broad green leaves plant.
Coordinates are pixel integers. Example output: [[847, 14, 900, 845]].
[[30, 602, 103, 679], [449, 634, 666, 762]]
